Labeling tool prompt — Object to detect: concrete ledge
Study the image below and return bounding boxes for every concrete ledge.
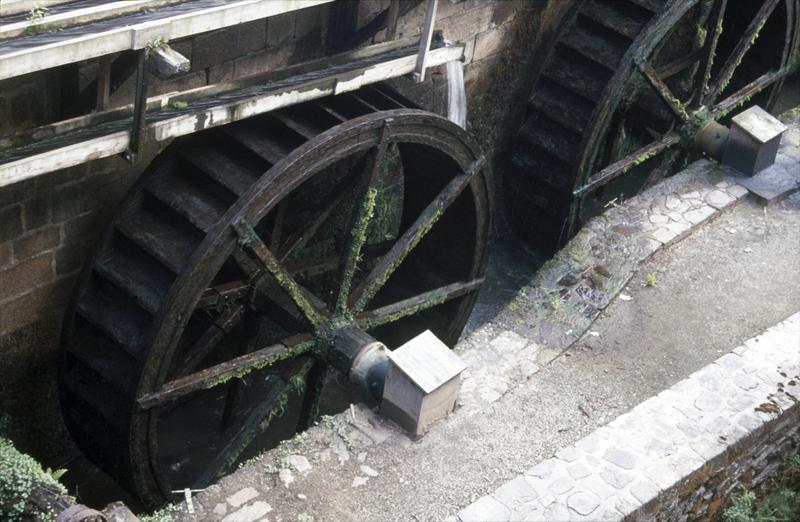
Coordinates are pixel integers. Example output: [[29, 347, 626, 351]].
[[455, 313, 800, 521]]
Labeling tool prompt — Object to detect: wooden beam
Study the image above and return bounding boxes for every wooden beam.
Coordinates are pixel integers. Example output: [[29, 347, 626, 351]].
[[0, 1, 186, 40], [147, 44, 191, 80], [0, 43, 464, 188], [0, 0, 335, 81], [413, 0, 438, 83]]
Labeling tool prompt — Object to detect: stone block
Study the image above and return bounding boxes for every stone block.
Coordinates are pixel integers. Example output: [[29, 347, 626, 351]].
[[0, 205, 23, 242], [267, 12, 296, 47], [381, 330, 466, 436], [12, 226, 61, 262], [458, 495, 510, 522], [0, 252, 54, 301], [724, 105, 787, 175]]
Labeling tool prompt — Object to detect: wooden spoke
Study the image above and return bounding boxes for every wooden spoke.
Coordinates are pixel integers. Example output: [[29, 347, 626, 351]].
[[711, 68, 789, 118], [137, 334, 314, 409], [336, 126, 390, 314], [173, 303, 246, 379], [574, 133, 681, 197], [270, 198, 288, 253], [197, 280, 250, 310], [637, 59, 690, 122], [296, 362, 327, 430], [704, 0, 781, 104], [233, 219, 325, 327], [278, 187, 350, 263], [356, 278, 484, 330], [348, 156, 485, 314], [693, 0, 728, 106], [193, 357, 314, 488]]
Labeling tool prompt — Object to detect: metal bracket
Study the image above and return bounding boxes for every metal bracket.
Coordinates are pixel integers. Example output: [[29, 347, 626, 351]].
[[412, 0, 439, 83]]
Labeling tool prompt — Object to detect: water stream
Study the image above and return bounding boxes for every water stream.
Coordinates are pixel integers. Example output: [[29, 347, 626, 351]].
[[445, 54, 467, 129]]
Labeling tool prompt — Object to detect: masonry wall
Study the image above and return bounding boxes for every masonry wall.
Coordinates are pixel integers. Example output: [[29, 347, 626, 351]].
[[0, 0, 572, 461]]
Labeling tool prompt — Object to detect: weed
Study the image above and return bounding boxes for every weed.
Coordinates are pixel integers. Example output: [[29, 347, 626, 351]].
[[171, 100, 188, 110], [645, 272, 657, 287], [26, 6, 49, 22]]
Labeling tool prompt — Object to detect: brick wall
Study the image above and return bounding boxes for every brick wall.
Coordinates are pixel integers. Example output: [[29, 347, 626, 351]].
[[0, 0, 572, 461]]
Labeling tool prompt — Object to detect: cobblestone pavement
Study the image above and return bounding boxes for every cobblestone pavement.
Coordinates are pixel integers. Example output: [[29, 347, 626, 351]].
[[163, 114, 800, 522], [455, 314, 800, 522]]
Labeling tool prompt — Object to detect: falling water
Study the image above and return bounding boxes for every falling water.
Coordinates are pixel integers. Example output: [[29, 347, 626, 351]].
[[445, 48, 467, 129]]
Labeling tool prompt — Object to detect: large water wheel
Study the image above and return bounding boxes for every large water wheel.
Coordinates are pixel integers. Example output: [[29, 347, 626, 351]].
[[58, 85, 491, 505], [506, 0, 799, 252]]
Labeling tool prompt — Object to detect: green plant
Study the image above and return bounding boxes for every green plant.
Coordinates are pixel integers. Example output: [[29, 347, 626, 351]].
[[645, 272, 657, 287], [171, 100, 188, 110], [26, 5, 49, 22], [0, 435, 68, 521], [723, 452, 800, 522]]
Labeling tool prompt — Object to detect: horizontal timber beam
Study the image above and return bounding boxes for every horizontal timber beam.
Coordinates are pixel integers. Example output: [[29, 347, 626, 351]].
[[0, 41, 464, 188], [0, 0, 334, 81]]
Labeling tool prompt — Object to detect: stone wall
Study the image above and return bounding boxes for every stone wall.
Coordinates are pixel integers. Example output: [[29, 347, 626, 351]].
[[0, 0, 572, 462]]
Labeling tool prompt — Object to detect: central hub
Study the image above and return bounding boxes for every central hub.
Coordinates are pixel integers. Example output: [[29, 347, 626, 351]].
[[321, 321, 390, 402], [684, 106, 729, 160]]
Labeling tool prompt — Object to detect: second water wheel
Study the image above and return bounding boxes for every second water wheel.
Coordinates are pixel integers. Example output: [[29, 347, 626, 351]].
[[58, 85, 491, 506], [506, 0, 799, 252]]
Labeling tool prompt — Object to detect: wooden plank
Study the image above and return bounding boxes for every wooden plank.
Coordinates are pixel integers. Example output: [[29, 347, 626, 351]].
[[0, 1, 186, 40], [0, 44, 463, 187], [0, 0, 335, 81]]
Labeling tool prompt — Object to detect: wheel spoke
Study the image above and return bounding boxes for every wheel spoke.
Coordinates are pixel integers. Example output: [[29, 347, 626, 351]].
[[336, 127, 390, 314], [193, 357, 314, 488], [196, 280, 250, 310], [233, 219, 325, 327], [173, 303, 246, 379], [137, 334, 314, 409], [574, 133, 681, 197], [270, 199, 288, 253], [296, 362, 327, 430], [694, 0, 728, 106], [356, 278, 484, 330], [711, 68, 790, 118], [348, 156, 485, 314], [704, 0, 780, 104], [637, 59, 690, 122]]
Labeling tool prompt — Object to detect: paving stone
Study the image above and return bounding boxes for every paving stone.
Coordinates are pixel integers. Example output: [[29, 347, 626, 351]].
[[666, 220, 691, 235], [458, 495, 511, 522], [733, 372, 761, 391], [279, 468, 294, 488], [684, 205, 717, 225], [567, 461, 592, 480], [705, 189, 736, 209], [716, 353, 747, 372], [555, 446, 580, 463], [226, 487, 259, 508], [693, 393, 720, 412], [542, 501, 571, 522], [599, 465, 633, 490], [525, 459, 555, 479], [689, 436, 725, 460], [221, 501, 272, 522], [643, 462, 680, 490], [548, 475, 575, 495], [602, 448, 637, 470], [574, 433, 602, 454], [493, 476, 539, 505], [728, 184, 749, 198], [629, 479, 660, 504], [286, 455, 312, 474], [664, 195, 681, 210], [352, 476, 369, 488], [577, 474, 616, 501], [567, 491, 601, 516], [651, 227, 678, 244], [213, 503, 227, 516]]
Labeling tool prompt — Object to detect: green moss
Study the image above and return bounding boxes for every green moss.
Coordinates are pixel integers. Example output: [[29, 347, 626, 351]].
[[1, 419, 68, 521], [337, 187, 377, 314], [205, 341, 313, 389]]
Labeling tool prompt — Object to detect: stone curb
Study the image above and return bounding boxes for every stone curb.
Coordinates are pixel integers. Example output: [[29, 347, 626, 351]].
[[455, 313, 800, 522]]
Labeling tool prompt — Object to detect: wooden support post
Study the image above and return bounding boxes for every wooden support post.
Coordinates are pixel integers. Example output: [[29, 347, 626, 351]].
[[96, 56, 111, 111], [385, 0, 401, 42], [412, 0, 438, 83], [125, 50, 149, 162]]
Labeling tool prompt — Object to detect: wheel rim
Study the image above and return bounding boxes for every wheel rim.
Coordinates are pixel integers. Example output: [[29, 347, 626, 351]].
[[506, 0, 798, 252], [59, 88, 491, 505]]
